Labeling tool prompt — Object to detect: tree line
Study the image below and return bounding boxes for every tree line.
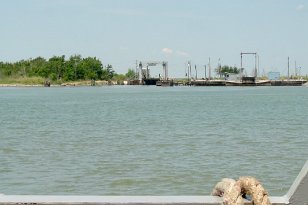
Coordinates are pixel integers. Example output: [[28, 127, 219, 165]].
[[0, 55, 136, 82]]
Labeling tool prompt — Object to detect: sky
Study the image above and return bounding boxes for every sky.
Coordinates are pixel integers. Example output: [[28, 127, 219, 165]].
[[0, 0, 307, 78]]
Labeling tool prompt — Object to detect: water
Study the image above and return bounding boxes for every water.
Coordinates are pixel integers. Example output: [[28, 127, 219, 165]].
[[0, 86, 307, 196]]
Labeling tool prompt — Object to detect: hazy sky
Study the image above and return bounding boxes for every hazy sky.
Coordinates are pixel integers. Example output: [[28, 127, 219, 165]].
[[1, 0, 307, 77]]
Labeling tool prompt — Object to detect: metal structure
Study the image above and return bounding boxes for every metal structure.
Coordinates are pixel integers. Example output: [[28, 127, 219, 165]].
[[208, 58, 211, 79], [240, 52, 258, 77], [138, 61, 168, 83], [186, 61, 192, 82]]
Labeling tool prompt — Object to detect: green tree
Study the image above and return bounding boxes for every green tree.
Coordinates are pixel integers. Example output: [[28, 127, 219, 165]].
[[0, 62, 13, 77], [79, 57, 103, 80], [216, 65, 240, 77], [125, 69, 136, 80], [64, 55, 82, 81], [28, 57, 47, 77], [0, 55, 117, 83], [14, 59, 29, 77], [46, 55, 65, 80], [113, 73, 125, 81], [101, 64, 114, 80]]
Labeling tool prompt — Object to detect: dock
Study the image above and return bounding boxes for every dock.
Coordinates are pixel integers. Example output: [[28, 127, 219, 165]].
[[189, 78, 307, 87], [191, 80, 226, 86]]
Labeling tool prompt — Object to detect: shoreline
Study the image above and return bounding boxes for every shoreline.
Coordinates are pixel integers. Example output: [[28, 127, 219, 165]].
[[1, 79, 307, 87], [0, 80, 113, 87], [0, 84, 45, 87]]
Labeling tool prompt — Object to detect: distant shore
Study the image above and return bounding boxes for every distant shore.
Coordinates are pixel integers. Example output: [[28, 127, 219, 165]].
[[0, 80, 119, 87], [1, 80, 308, 87]]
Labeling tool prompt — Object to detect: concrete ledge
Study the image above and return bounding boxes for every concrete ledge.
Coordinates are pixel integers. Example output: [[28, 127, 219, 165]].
[[286, 160, 308, 205], [0, 195, 288, 205]]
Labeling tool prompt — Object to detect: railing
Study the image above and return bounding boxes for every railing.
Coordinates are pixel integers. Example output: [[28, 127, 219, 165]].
[[1, 160, 307, 205]]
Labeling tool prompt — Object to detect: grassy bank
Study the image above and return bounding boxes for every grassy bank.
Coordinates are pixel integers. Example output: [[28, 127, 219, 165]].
[[0, 77, 113, 86], [0, 76, 46, 85]]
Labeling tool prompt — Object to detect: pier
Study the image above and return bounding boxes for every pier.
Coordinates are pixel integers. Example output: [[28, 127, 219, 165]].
[[1, 160, 307, 205], [188, 79, 307, 86], [190, 80, 226, 86]]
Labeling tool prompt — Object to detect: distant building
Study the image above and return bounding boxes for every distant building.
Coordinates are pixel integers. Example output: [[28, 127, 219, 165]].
[[226, 73, 241, 81], [268, 72, 280, 80]]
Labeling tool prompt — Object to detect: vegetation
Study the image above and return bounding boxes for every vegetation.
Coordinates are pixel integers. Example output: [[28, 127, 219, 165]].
[[215, 65, 240, 77], [0, 55, 134, 85], [0, 76, 46, 85], [125, 69, 136, 80]]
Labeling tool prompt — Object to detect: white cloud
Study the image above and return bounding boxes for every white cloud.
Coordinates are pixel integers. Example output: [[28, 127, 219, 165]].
[[119, 46, 128, 51], [176, 50, 189, 57], [161, 48, 173, 55], [161, 48, 189, 57], [296, 4, 304, 11]]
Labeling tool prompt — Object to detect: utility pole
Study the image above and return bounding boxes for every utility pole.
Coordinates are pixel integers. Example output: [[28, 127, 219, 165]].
[[218, 58, 221, 78], [208, 58, 211, 80], [295, 61, 297, 77], [204, 65, 207, 79], [195, 65, 197, 80], [257, 54, 260, 76], [189, 61, 192, 82], [187, 61, 191, 82], [254, 54, 257, 77], [288, 57, 290, 80], [135, 60, 138, 79], [240, 53, 243, 77]]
